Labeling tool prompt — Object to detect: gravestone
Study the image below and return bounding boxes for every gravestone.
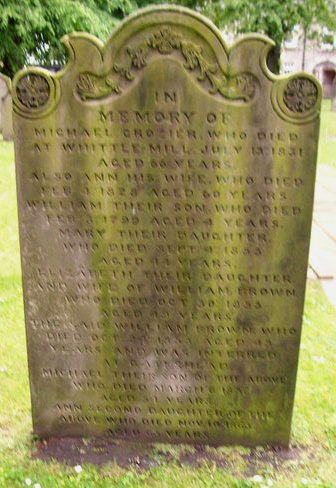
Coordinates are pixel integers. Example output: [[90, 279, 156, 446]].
[[12, 6, 321, 446], [0, 74, 13, 141]]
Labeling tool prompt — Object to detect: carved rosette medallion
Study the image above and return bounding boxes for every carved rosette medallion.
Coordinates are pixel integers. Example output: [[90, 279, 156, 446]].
[[16, 74, 50, 109], [283, 77, 318, 113], [271, 74, 321, 123], [12, 69, 60, 118], [76, 25, 259, 103]]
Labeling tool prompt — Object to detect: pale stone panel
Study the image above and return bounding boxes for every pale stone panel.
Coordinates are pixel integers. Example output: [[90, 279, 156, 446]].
[[0, 75, 13, 141]]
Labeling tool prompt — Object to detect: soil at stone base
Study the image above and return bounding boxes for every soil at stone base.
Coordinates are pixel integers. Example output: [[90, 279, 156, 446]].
[[32, 437, 303, 473]]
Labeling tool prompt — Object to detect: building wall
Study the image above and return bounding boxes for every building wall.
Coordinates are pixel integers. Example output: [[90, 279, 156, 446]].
[[281, 36, 336, 98]]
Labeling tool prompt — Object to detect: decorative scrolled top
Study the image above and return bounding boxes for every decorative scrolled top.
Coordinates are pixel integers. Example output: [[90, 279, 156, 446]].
[[76, 25, 259, 103], [10, 7, 321, 123]]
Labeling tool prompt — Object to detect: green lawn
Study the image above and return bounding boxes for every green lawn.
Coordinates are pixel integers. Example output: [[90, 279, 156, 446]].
[[0, 101, 336, 487], [318, 100, 336, 169]]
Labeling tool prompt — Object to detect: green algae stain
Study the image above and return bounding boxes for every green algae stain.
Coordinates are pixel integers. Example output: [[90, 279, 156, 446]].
[[13, 6, 321, 445]]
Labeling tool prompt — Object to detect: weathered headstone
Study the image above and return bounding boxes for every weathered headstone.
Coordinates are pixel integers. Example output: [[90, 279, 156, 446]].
[[13, 6, 321, 446], [0, 74, 13, 141]]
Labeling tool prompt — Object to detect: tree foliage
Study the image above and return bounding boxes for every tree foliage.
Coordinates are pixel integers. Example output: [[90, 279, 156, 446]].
[[0, 0, 136, 77], [172, 0, 336, 45], [163, 0, 336, 72], [1, 0, 336, 77], [208, 0, 300, 45]]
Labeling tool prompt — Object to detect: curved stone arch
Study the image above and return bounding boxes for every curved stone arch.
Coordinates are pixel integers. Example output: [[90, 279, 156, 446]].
[[313, 60, 336, 98], [11, 5, 322, 122], [314, 60, 336, 70], [68, 6, 271, 105]]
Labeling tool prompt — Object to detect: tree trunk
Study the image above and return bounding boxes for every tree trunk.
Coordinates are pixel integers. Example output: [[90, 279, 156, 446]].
[[302, 27, 307, 71]]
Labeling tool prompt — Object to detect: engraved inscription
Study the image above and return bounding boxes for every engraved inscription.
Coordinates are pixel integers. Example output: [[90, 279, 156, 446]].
[[13, 6, 321, 446]]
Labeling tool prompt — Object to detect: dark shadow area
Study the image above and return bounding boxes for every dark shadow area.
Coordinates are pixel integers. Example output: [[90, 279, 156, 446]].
[[266, 45, 281, 74], [32, 436, 303, 471]]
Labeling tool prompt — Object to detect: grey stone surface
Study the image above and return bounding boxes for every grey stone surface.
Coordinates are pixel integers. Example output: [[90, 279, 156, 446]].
[[309, 164, 336, 304], [12, 6, 321, 446], [0, 75, 13, 141]]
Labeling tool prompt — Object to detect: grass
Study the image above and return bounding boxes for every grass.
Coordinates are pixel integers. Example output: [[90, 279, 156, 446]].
[[317, 99, 336, 169], [0, 101, 336, 487]]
